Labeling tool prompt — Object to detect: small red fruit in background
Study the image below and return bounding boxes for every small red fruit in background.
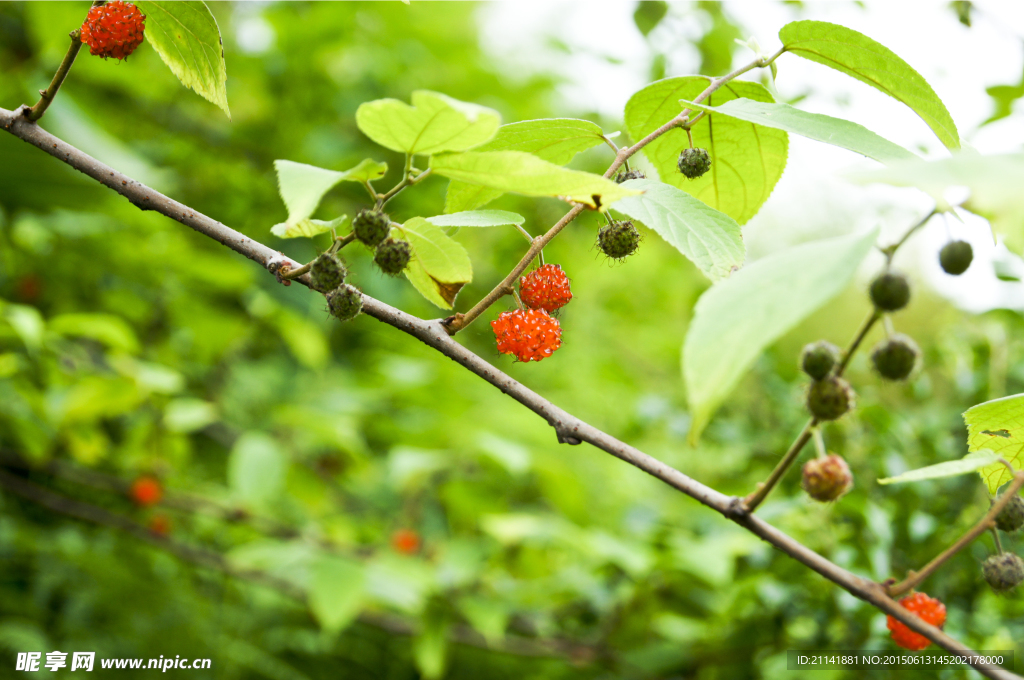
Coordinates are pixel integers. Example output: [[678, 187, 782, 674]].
[[887, 592, 946, 650], [130, 476, 162, 507], [15, 275, 42, 302], [148, 514, 171, 536], [519, 264, 572, 312], [491, 308, 562, 363], [392, 529, 420, 555], [80, 1, 146, 61]]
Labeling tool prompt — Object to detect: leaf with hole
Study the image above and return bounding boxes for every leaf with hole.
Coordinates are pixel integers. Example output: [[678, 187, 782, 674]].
[[356, 91, 500, 156], [778, 20, 959, 150], [431, 151, 638, 210], [680, 98, 916, 165], [964, 394, 1024, 493], [624, 77, 788, 225], [612, 178, 743, 281], [135, 1, 230, 118], [444, 118, 606, 212], [683, 228, 878, 443]]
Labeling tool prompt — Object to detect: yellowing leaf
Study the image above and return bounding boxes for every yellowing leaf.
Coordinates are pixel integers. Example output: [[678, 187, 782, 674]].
[[397, 218, 472, 310]]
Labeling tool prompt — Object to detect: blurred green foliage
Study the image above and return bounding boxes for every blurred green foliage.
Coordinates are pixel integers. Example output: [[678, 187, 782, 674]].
[[1, 2, 1023, 679]]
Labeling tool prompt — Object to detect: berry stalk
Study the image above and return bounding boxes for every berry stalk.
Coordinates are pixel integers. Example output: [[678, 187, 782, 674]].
[[885, 462, 1024, 598], [25, 29, 85, 122]]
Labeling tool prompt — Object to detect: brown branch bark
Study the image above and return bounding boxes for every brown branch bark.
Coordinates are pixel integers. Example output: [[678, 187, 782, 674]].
[[1, 106, 1018, 680]]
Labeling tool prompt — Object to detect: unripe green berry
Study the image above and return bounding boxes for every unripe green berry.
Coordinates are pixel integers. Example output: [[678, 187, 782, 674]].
[[939, 240, 973, 275], [374, 238, 412, 276], [598, 220, 640, 260], [996, 494, 1024, 533], [982, 552, 1024, 592], [677, 147, 711, 179], [869, 271, 911, 312], [801, 454, 854, 502], [870, 333, 920, 381], [801, 340, 840, 381], [327, 284, 362, 322], [309, 252, 347, 292], [806, 376, 855, 421], [615, 169, 647, 184], [353, 209, 391, 248]]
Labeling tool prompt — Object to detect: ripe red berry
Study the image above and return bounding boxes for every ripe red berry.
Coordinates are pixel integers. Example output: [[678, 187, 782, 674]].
[[391, 529, 420, 555], [148, 514, 171, 536], [80, 1, 146, 61], [519, 264, 572, 312], [491, 308, 562, 363], [130, 476, 162, 507], [887, 592, 946, 650]]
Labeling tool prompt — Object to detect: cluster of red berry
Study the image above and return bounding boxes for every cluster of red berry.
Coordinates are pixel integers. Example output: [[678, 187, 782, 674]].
[[491, 264, 572, 363], [80, 1, 146, 61]]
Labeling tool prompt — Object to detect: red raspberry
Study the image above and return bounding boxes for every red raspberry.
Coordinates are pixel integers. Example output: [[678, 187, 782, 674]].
[[887, 592, 946, 650], [129, 476, 162, 507], [519, 264, 572, 312], [80, 1, 146, 61], [391, 529, 420, 555], [491, 308, 562, 362]]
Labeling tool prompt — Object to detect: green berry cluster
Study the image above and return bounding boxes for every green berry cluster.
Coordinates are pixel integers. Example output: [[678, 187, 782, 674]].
[[597, 220, 641, 260], [677, 147, 711, 179]]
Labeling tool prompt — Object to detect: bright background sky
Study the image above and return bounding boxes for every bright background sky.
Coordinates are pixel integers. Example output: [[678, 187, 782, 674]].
[[476, 1, 1024, 312]]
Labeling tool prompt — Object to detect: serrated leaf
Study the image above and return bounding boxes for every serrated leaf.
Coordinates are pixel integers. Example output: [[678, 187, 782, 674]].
[[878, 450, 999, 485], [431, 151, 639, 210], [228, 432, 286, 505], [625, 77, 788, 225], [444, 118, 606, 212], [308, 556, 365, 635], [681, 98, 916, 165], [684, 228, 878, 443], [611, 178, 743, 281], [964, 394, 1024, 493], [425, 210, 525, 228], [397, 218, 472, 310], [136, 1, 230, 118], [779, 20, 959, 150], [849, 153, 1024, 248], [356, 90, 500, 156]]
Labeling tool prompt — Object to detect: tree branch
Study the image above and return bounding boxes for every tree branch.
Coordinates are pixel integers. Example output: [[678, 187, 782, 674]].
[[1, 106, 1018, 680]]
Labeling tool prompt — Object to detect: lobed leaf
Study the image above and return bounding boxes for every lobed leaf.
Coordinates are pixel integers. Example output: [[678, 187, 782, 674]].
[[444, 118, 606, 212], [778, 20, 959, 150], [611, 178, 743, 281], [624, 77, 788, 225], [135, 1, 230, 118], [683, 228, 878, 443], [877, 450, 999, 485], [963, 393, 1024, 493], [356, 91, 500, 156], [680, 98, 916, 165], [431, 151, 639, 210]]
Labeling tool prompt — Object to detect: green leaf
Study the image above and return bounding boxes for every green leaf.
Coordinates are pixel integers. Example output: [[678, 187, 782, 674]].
[[683, 228, 878, 443], [963, 394, 1024, 493], [413, 614, 449, 680], [611, 178, 744, 281], [624, 77, 788, 225], [425, 210, 525, 228], [396, 218, 472, 310], [680, 98, 916, 165], [458, 597, 509, 646], [878, 450, 1000, 485], [444, 118, 606, 212], [431, 151, 639, 210], [272, 158, 385, 238], [778, 20, 959, 150], [163, 398, 218, 433], [48, 313, 140, 354], [356, 91, 500, 155], [228, 432, 286, 505], [135, 1, 230, 118], [849, 153, 1024, 247], [308, 555, 365, 635], [634, 1, 669, 37]]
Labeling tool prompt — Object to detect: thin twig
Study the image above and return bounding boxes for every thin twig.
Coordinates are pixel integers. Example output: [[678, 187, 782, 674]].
[[882, 208, 938, 264], [743, 419, 817, 512], [1, 107, 1018, 680], [885, 471, 1024, 597], [836, 310, 882, 377], [25, 30, 84, 122]]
